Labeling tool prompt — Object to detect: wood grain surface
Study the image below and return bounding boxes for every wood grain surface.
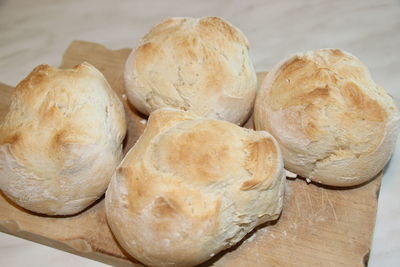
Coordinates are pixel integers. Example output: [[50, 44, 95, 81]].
[[0, 41, 381, 267]]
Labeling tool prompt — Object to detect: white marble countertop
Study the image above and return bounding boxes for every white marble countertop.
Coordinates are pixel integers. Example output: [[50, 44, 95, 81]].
[[0, 0, 399, 266]]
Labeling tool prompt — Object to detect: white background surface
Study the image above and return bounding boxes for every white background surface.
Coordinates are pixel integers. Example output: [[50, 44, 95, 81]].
[[0, 0, 399, 266]]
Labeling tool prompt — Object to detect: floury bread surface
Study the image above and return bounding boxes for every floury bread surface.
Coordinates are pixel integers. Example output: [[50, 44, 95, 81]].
[[105, 109, 285, 266], [0, 63, 126, 215], [124, 17, 257, 125], [254, 49, 400, 187]]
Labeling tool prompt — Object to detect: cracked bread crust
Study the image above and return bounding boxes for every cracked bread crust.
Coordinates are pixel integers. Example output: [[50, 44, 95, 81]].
[[124, 17, 257, 125], [0, 63, 127, 215], [105, 108, 285, 266], [254, 49, 400, 186]]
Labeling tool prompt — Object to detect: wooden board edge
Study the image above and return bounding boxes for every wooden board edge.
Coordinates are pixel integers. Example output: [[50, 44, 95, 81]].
[[60, 40, 132, 69], [0, 219, 138, 267]]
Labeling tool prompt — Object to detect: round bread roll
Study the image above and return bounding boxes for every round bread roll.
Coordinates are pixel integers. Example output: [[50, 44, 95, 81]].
[[124, 16, 257, 125], [254, 49, 400, 187], [0, 62, 126, 215], [105, 108, 285, 266]]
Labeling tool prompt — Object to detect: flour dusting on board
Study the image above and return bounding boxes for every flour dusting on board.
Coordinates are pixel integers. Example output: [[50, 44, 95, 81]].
[[244, 233, 257, 244], [243, 225, 271, 245], [285, 181, 292, 201]]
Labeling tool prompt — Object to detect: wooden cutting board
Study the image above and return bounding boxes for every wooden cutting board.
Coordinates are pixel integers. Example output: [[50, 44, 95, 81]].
[[0, 41, 381, 267]]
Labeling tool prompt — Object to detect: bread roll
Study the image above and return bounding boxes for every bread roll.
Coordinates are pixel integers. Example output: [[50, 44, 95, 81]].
[[254, 49, 400, 187], [105, 108, 285, 266], [0, 63, 126, 215], [124, 16, 257, 125]]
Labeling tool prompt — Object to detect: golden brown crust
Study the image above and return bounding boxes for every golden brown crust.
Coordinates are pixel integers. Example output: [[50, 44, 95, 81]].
[[197, 16, 249, 47], [155, 120, 242, 184], [105, 108, 285, 266], [241, 138, 278, 190], [124, 17, 257, 125], [254, 49, 400, 186], [0, 62, 127, 215]]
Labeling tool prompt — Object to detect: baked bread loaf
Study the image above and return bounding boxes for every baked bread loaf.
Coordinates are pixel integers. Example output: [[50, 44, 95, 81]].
[[254, 49, 400, 187], [124, 16, 257, 125], [105, 108, 285, 266], [0, 62, 126, 215]]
